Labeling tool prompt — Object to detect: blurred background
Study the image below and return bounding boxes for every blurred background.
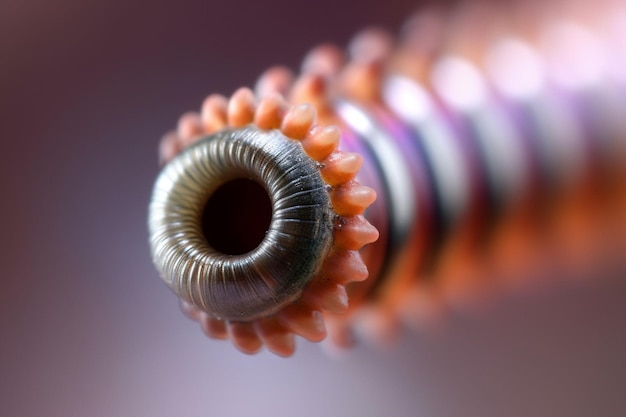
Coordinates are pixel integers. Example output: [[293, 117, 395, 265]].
[[1, 0, 625, 416]]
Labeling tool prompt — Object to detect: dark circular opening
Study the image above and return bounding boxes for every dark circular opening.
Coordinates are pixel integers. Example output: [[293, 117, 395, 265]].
[[202, 178, 273, 255]]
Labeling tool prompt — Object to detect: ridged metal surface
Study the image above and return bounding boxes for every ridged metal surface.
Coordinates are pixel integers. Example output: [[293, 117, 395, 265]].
[[149, 127, 333, 321]]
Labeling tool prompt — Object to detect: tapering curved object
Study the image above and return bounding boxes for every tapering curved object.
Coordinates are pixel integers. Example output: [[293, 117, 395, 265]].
[[149, 0, 626, 356]]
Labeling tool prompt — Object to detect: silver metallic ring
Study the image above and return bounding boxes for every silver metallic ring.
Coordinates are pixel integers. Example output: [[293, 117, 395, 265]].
[[148, 127, 334, 321]]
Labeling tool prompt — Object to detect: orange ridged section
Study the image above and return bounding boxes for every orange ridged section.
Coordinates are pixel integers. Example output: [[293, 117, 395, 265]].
[[201, 95, 228, 133], [200, 316, 228, 340], [333, 216, 379, 250], [227, 88, 256, 127], [280, 104, 316, 139], [228, 322, 262, 354], [254, 319, 295, 357], [301, 126, 341, 161], [254, 94, 287, 130], [320, 151, 363, 186], [321, 248, 370, 285], [330, 181, 377, 216]]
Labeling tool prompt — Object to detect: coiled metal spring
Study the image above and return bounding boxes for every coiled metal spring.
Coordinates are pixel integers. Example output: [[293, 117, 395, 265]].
[[149, 0, 626, 356]]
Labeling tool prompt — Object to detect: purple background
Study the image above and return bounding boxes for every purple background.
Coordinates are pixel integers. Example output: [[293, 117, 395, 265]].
[[2, 0, 625, 416]]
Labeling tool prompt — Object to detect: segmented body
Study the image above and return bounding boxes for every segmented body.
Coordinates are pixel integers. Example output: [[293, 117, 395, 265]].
[[150, 0, 626, 355]]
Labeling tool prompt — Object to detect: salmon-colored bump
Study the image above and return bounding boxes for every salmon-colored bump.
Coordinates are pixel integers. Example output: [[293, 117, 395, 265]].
[[180, 300, 202, 321], [303, 280, 349, 314], [201, 94, 228, 133], [334, 215, 380, 250], [321, 151, 363, 186], [255, 94, 287, 130], [338, 61, 383, 102], [281, 103, 316, 139], [159, 131, 182, 166], [289, 73, 328, 106], [228, 322, 263, 354], [301, 44, 345, 77], [265, 332, 296, 358], [255, 66, 294, 98], [322, 249, 369, 284], [301, 125, 341, 161], [227, 87, 256, 128], [331, 182, 377, 216], [177, 112, 203, 146], [254, 319, 296, 357], [200, 315, 228, 340], [348, 27, 394, 63], [277, 305, 327, 342]]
